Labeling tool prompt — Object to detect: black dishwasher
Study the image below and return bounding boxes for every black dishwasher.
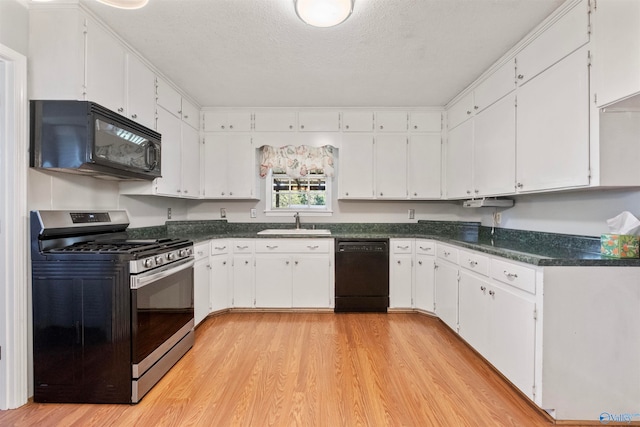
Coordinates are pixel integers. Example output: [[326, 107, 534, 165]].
[[335, 239, 389, 312]]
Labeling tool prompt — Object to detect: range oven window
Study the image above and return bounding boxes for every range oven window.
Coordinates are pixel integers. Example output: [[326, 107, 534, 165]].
[[131, 265, 194, 364]]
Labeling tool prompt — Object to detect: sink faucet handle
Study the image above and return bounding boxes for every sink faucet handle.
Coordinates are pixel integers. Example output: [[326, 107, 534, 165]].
[[294, 212, 301, 229]]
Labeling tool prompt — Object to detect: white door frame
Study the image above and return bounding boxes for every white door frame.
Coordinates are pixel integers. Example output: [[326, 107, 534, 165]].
[[0, 43, 29, 410]]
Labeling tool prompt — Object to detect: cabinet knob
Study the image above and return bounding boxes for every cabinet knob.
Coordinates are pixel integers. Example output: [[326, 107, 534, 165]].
[[229, 192, 233, 195], [295, 261, 299, 265], [178, 110, 182, 114], [286, 260, 290, 265], [223, 261, 227, 265], [414, 125, 418, 129], [184, 189, 189, 194], [469, 260, 477, 267], [466, 190, 471, 195], [300, 125, 305, 129], [480, 286, 486, 291], [117, 107, 124, 113], [345, 192, 349, 196], [184, 115, 189, 119], [474, 189, 479, 194], [380, 192, 383, 196], [131, 113, 138, 119], [516, 183, 523, 189], [474, 106, 479, 110], [221, 125, 225, 129], [345, 125, 350, 129], [221, 192, 225, 195], [489, 290, 495, 296], [414, 192, 418, 196], [289, 125, 293, 129], [444, 251, 450, 256], [229, 125, 233, 129], [244, 260, 249, 265], [380, 125, 384, 129], [397, 260, 401, 265], [517, 74, 524, 80], [466, 110, 471, 115], [418, 260, 423, 265]]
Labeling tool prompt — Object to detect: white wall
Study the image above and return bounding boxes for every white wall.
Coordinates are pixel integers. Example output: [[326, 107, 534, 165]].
[[0, 0, 28, 55], [479, 188, 640, 237]]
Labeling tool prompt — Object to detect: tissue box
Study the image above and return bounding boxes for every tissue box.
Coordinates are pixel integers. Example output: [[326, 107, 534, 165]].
[[600, 234, 639, 258]]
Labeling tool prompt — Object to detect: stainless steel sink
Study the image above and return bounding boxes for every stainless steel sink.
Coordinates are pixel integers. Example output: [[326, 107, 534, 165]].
[[257, 229, 331, 235]]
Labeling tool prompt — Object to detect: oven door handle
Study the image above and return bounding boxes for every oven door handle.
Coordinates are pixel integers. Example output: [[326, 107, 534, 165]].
[[131, 258, 194, 290]]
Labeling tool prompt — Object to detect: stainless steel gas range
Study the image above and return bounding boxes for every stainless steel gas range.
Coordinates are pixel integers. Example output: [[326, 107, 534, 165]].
[[30, 210, 195, 404]]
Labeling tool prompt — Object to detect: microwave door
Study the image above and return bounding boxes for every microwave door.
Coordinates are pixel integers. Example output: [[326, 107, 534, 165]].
[[94, 118, 151, 171]]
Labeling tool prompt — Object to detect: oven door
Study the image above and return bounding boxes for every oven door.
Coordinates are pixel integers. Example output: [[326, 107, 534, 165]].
[[130, 257, 194, 378]]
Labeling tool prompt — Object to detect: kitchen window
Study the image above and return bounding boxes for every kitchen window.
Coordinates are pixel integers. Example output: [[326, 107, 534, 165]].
[[260, 145, 335, 217]]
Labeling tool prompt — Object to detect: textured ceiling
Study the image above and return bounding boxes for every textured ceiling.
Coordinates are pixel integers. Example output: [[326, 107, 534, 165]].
[[79, 0, 565, 108]]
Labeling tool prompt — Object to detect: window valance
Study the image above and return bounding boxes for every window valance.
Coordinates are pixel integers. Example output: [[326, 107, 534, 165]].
[[259, 145, 335, 179]]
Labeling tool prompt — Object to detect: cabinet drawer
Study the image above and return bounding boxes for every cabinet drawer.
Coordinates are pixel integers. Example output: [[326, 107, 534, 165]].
[[194, 242, 210, 260], [415, 240, 435, 255], [436, 244, 459, 264], [210, 240, 229, 255], [391, 240, 413, 254], [490, 259, 536, 294], [233, 240, 255, 253], [255, 239, 330, 253], [458, 249, 489, 276]]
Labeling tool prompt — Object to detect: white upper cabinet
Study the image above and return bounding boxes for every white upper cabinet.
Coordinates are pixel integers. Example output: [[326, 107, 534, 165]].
[[408, 134, 441, 199], [298, 111, 341, 131], [253, 111, 297, 131], [154, 107, 183, 197], [473, 93, 516, 197], [375, 111, 408, 132], [342, 111, 374, 131], [375, 135, 408, 199], [202, 134, 257, 199], [515, 0, 589, 86], [516, 46, 590, 193], [339, 134, 375, 198], [592, 0, 640, 107], [473, 60, 516, 114], [409, 111, 441, 132], [445, 119, 474, 199], [203, 111, 252, 132], [447, 92, 475, 130], [157, 78, 200, 129], [126, 53, 157, 130], [85, 19, 126, 115]]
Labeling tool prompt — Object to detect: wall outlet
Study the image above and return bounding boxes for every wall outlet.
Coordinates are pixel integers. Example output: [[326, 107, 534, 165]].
[[250, 208, 257, 218], [167, 208, 172, 219], [220, 208, 226, 219], [408, 209, 415, 219]]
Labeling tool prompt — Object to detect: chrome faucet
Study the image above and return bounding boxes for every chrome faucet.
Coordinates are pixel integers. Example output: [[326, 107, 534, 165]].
[[294, 212, 301, 229]]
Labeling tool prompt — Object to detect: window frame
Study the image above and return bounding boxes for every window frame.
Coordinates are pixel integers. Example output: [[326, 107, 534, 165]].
[[264, 170, 333, 217]]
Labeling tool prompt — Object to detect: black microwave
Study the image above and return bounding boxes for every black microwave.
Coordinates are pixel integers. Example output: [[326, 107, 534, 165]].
[[30, 100, 161, 181]]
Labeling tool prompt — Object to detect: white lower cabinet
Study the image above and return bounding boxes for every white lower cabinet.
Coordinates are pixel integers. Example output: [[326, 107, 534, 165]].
[[254, 239, 333, 309], [231, 240, 255, 308], [434, 244, 459, 331], [389, 239, 414, 308], [210, 240, 230, 312], [414, 240, 436, 313], [193, 241, 212, 326]]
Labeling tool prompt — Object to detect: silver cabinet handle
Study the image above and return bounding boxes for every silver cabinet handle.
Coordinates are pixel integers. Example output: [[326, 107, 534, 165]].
[[517, 74, 524, 80], [214, 246, 226, 250], [397, 245, 409, 250], [419, 246, 432, 251], [237, 245, 249, 250], [266, 245, 278, 249], [468, 260, 477, 267], [307, 245, 319, 250], [503, 271, 518, 279]]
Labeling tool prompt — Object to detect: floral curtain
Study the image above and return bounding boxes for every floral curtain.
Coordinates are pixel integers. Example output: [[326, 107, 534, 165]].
[[259, 145, 335, 179]]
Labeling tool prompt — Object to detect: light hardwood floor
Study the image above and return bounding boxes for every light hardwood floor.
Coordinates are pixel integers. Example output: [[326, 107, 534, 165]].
[[0, 313, 554, 426]]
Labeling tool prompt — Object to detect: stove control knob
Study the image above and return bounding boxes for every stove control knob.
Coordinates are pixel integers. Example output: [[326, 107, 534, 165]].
[[186, 248, 193, 256], [178, 249, 186, 257], [167, 252, 176, 261], [155, 256, 164, 265], [144, 258, 154, 268]]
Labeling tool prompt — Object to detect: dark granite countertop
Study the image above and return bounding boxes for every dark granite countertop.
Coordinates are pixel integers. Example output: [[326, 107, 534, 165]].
[[126, 220, 640, 267]]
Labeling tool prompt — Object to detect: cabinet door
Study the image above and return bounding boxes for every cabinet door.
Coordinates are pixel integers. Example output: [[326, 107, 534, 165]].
[[126, 53, 156, 130], [473, 60, 516, 113], [390, 254, 413, 308], [226, 136, 256, 198], [410, 111, 441, 132], [375, 135, 407, 199], [232, 256, 254, 308], [414, 253, 435, 312], [489, 285, 536, 399], [473, 93, 516, 197], [458, 272, 490, 357], [255, 256, 292, 308], [194, 258, 211, 326], [376, 111, 408, 132], [408, 134, 441, 199], [181, 98, 200, 130], [515, 0, 589, 85], [202, 134, 229, 198], [181, 124, 201, 198], [447, 92, 474, 130], [85, 19, 125, 115], [339, 134, 374, 198], [516, 47, 590, 192], [156, 78, 182, 118], [445, 119, 473, 199], [253, 111, 296, 131], [210, 254, 230, 312], [434, 261, 458, 331], [155, 107, 182, 196], [342, 111, 374, 132], [292, 255, 331, 308], [203, 111, 252, 132], [592, 0, 640, 107], [298, 111, 340, 131]]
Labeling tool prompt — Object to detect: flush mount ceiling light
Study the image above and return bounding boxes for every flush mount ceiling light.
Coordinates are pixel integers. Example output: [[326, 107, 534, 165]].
[[294, 0, 354, 28], [95, 0, 149, 9]]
